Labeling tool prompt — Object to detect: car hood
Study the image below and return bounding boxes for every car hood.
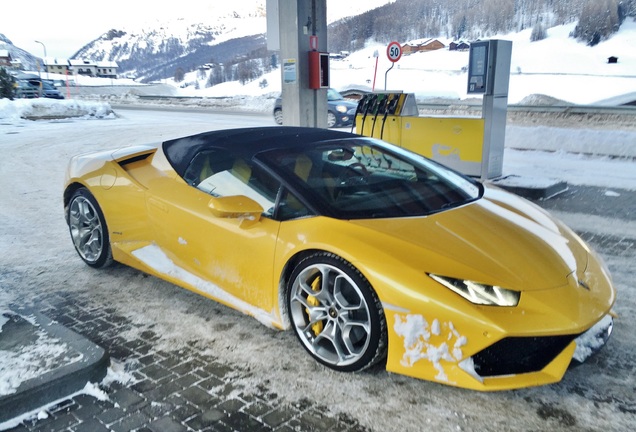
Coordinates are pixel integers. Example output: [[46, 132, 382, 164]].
[[348, 188, 586, 292]]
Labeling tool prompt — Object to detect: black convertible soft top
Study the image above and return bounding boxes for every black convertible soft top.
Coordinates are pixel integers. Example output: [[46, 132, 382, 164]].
[[162, 126, 356, 179]]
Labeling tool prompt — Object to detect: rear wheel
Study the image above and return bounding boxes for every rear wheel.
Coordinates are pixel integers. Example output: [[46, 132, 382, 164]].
[[287, 252, 387, 372], [67, 188, 113, 268]]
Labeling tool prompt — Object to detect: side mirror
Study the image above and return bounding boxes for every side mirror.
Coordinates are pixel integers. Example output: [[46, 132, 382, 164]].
[[208, 195, 263, 227]]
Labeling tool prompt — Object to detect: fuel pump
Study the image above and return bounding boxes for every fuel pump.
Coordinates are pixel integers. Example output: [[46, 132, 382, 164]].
[[370, 94, 388, 137], [358, 94, 378, 136], [380, 94, 400, 139], [352, 95, 372, 134]]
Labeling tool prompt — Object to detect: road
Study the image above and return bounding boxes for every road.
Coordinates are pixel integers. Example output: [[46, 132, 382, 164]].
[[1, 107, 635, 432]]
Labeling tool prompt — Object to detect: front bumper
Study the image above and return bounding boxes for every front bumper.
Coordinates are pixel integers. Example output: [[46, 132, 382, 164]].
[[571, 314, 614, 365], [385, 310, 615, 391], [335, 108, 357, 127]]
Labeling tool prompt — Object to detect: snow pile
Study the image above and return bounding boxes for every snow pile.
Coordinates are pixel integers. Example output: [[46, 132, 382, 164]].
[[573, 314, 614, 363], [517, 94, 573, 106], [0, 98, 114, 121]]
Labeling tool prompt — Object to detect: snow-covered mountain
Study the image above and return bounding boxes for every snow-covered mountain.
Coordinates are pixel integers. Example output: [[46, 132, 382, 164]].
[[4, 0, 633, 87], [70, 4, 268, 81], [67, 1, 395, 82], [1, 1, 395, 82], [0, 35, 41, 71]]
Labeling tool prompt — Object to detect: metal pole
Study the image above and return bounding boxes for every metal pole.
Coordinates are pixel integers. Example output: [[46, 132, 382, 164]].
[[384, 63, 394, 90], [372, 50, 379, 91], [35, 40, 48, 80]]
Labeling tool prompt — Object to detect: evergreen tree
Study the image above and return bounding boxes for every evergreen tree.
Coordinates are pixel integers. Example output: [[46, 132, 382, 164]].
[[531, 22, 547, 41], [174, 67, 185, 83], [572, 0, 621, 45], [0, 68, 16, 100]]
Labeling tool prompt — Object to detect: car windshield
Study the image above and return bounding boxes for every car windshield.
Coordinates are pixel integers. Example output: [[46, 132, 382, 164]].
[[258, 138, 482, 219], [327, 88, 344, 101]]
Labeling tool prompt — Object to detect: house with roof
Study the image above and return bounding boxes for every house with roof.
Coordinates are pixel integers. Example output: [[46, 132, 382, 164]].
[[96, 61, 118, 78], [0, 49, 12, 67], [68, 59, 119, 78], [402, 39, 446, 55], [44, 58, 71, 75], [69, 59, 98, 76], [449, 41, 470, 51]]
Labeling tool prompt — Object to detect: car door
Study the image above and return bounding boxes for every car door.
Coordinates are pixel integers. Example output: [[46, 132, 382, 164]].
[[144, 149, 282, 316]]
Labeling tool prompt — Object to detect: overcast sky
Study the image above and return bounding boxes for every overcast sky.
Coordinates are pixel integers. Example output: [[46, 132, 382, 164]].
[[1, 0, 393, 59]]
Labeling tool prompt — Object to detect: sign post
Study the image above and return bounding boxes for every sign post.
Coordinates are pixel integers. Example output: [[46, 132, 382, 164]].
[[385, 41, 402, 90]]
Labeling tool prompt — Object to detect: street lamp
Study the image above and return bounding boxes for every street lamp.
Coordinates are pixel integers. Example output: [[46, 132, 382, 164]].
[[35, 40, 48, 80]]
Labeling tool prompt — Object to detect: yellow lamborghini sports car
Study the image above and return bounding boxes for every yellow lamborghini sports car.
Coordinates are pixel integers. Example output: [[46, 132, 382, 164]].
[[64, 127, 616, 391]]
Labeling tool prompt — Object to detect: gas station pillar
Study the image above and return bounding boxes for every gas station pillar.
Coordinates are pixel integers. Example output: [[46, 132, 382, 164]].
[[275, 0, 328, 128]]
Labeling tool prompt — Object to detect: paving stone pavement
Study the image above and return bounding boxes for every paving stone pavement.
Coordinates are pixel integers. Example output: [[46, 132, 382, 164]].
[[5, 292, 369, 432]]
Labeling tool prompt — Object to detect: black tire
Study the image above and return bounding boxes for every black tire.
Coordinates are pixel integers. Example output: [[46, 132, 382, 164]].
[[67, 188, 113, 268], [287, 252, 387, 372], [274, 108, 283, 125]]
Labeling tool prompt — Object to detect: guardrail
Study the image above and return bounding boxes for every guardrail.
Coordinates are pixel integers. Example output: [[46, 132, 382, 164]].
[[134, 94, 636, 116], [417, 102, 636, 115]]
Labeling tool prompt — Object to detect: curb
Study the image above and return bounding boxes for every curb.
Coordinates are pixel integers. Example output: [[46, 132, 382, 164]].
[[490, 175, 569, 200], [0, 307, 109, 423]]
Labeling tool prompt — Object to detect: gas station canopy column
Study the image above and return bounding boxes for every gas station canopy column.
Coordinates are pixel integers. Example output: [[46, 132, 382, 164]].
[[268, 0, 328, 128]]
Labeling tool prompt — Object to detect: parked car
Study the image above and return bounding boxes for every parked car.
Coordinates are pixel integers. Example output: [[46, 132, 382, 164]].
[[14, 80, 39, 99], [16, 79, 65, 99], [37, 80, 65, 99], [273, 88, 358, 128], [64, 126, 615, 391]]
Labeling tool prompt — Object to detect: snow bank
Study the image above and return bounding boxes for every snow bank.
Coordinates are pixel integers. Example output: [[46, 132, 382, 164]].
[[0, 98, 115, 121]]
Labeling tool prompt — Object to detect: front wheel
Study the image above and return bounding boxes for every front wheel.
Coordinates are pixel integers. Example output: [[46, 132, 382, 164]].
[[287, 252, 387, 372], [274, 108, 283, 125], [67, 188, 113, 268], [327, 111, 337, 128]]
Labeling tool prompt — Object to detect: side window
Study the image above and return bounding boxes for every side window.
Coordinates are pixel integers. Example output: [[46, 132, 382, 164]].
[[183, 149, 234, 186], [277, 188, 313, 221], [183, 149, 280, 217]]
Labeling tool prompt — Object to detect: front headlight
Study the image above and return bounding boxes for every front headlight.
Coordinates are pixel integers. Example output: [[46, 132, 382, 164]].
[[429, 274, 520, 307], [335, 104, 348, 113]]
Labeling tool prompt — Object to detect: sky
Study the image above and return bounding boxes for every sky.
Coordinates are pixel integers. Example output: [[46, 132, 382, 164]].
[[0, 0, 393, 59]]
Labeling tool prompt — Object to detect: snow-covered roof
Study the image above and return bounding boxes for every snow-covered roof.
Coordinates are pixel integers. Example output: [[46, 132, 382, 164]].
[[69, 59, 96, 67], [97, 61, 119, 68], [44, 58, 69, 66]]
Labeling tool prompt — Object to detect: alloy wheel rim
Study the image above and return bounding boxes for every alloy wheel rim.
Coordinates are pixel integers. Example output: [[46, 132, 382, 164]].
[[327, 112, 336, 128], [69, 196, 104, 263], [290, 263, 372, 367]]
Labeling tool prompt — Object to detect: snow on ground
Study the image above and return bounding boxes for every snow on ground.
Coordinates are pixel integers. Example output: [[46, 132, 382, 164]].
[[173, 19, 636, 105]]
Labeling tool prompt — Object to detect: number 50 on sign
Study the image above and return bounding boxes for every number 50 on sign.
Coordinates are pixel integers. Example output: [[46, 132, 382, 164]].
[[387, 41, 402, 63]]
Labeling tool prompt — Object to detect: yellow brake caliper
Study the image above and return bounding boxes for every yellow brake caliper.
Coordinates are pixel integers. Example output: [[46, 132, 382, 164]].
[[306, 276, 324, 336]]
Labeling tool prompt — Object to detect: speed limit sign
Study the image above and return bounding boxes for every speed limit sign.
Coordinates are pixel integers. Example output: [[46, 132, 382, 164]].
[[386, 41, 402, 63]]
